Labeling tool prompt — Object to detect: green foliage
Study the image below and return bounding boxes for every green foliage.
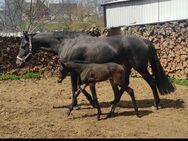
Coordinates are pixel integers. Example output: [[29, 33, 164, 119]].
[[0, 74, 20, 81], [0, 72, 41, 81], [171, 78, 188, 86], [69, 17, 104, 31], [21, 72, 41, 80]]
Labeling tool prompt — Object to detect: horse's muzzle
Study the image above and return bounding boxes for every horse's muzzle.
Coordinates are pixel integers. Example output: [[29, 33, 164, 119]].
[[16, 57, 24, 68]]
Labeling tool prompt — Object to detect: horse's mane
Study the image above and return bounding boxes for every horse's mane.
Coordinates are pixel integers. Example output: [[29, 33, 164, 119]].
[[53, 31, 87, 39]]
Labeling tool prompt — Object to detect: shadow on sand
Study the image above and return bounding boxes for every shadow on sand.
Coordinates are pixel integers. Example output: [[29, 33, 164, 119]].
[[53, 98, 185, 119]]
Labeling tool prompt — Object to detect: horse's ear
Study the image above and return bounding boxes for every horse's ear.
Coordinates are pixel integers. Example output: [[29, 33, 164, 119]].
[[23, 31, 30, 41], [23, 31, 28, 36], [61, 62, 66, 68]]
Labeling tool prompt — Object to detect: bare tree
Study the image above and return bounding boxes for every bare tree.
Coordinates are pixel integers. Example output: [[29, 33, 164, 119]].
[[0, 0, 104, 33], [0, 0, 24, 32]]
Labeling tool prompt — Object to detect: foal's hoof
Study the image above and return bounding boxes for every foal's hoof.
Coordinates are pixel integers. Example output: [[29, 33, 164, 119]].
[[106, 112, 114, 118], [66, 110, 71, 116]]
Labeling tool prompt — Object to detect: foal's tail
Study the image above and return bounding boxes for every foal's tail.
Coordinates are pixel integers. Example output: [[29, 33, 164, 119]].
[[148, 42, 176, 95]]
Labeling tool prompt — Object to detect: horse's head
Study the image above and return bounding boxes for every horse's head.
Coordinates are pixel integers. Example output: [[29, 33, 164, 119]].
[[16, 31, 33, 67]]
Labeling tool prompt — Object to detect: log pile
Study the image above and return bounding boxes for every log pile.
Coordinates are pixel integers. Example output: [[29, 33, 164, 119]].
[[0, 36, 60, 77], [121, 20, 188, 78], [0, 37, 20, 73], [0, 21, 187, 79]]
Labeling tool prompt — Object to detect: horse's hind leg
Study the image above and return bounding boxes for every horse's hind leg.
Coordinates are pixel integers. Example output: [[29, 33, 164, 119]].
[[138, 69, 160, 110], [89, 83, 101, 120]]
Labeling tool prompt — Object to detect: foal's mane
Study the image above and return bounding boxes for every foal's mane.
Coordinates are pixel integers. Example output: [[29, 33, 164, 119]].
[[66, 60, 92, 64]]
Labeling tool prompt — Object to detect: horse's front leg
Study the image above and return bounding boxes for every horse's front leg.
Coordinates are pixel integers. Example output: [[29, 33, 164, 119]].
[[57, 63, 64, 83]]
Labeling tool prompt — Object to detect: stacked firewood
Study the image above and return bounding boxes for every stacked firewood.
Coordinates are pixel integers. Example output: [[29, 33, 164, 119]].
[[121, 20, 188, 78], [0, 37, 20, 73], [0, 36, 60, 77], [0, 21, 187, 79], [85, 24, 101, 37]]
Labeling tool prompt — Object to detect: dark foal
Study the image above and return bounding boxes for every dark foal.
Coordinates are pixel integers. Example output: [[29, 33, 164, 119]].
[[60, 62, 139, 120]]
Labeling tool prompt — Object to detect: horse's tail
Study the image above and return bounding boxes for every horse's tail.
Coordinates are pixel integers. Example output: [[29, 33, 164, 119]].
[[148, 42, 176, 95]]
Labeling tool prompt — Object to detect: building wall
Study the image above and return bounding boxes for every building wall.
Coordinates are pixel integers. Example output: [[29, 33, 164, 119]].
[[104, 0, 188, 27]]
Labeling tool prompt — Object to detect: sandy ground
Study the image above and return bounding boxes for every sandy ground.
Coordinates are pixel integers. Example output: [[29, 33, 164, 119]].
[[0, 77, 188, 138]]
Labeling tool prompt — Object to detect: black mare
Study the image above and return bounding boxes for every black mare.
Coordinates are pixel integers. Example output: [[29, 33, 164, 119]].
[[16, 31, 175, 110]]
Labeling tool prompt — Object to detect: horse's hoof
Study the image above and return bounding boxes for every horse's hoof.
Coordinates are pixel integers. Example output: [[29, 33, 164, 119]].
[[151, 105, 161, 110], [151, 106, 158, 110], [135, 112, 142, 118], [57, 79, 62, 83], [97, 115, 101, 121]]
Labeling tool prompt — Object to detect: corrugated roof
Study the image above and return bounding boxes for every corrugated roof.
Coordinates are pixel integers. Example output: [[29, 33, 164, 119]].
[[101, 0, 131, 6]]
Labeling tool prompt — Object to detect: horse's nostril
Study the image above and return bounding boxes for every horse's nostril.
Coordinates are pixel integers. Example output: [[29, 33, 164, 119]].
[[16, 59, 23, 67]]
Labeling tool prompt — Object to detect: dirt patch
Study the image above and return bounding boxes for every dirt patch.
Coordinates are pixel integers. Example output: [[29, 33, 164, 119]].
[[0, 77, 188, 138]]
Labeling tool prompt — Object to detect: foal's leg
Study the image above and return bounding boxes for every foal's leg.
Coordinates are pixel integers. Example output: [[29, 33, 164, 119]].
[[70, 73, 94, 107], [77, 77, 95, 107], [109, 80, 119, 104], [89, 82, 101, 120], [67, 84, 88, 116], [70, 73, 79, 107], [124, 86, 139, 117], [82, 90, 96, 107], [107, 80, 122, 117], [110, 67, 131, 104]]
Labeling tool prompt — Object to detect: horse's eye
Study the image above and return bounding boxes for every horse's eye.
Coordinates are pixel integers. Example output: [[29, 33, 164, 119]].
[[21, 42, 29, 49], [21, 45, 26, 49]]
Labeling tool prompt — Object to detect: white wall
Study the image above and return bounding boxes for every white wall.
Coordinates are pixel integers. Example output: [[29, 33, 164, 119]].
[[105, 0, 188, 27]]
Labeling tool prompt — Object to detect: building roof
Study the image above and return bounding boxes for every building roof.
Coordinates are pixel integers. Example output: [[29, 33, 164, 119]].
[[101, 0, 132, 6]]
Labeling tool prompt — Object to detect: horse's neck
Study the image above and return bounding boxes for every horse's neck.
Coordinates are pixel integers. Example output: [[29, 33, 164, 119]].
[[33, 37, 60, 55]]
